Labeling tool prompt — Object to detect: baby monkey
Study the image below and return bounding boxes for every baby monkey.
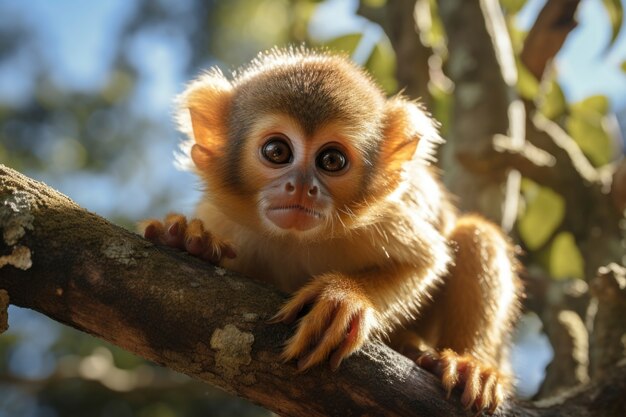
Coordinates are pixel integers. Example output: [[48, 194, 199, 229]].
[[142, 47, 521, 414]]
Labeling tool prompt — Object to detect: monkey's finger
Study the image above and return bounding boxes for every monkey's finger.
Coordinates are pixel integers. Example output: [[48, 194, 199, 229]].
[[440, 350, 460, 398], [180, 219, 236, 263], [184, 219, 208, 256], [488, 380, 505, 415], [474, 368, 504, 415], [219, 241, 237, 259], [329, 311, 368, 371], [281, 301, 338, 363], [204, 237, 228, 264], [162, 213, 188, 249], [296, 303, 352, 371], [141, 215, 187, 249], [460, 362, 481, 410], [416, 351, 443, 376], [478, 371, 497, 414], [268, 285, 319, 324], [141, 219, 164, 242]]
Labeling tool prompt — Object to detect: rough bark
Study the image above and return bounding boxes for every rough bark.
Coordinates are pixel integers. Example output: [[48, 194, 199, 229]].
[[587, 263, 626, 379], [436, 0, 514, 222], [386, 0, 433, 106], [360, 0, 433, 107], [0, 289, 8, 334], [2, 166, 626, 416]]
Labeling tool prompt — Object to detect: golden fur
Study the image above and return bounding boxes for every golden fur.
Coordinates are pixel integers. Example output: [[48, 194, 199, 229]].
[[142, 47, 521, 414]]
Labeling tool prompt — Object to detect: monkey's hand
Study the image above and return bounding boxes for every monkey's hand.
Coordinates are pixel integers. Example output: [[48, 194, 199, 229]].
[[270, 273, 378, 372], [417, 349, 508, 415], [140, 213, 236, 264]]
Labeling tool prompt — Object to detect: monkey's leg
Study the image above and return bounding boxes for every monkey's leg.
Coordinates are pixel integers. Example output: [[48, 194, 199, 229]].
[[414, 215, 520, 414], [140, 213, 236, 263]]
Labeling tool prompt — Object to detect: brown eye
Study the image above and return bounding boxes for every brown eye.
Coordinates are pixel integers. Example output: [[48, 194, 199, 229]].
[[262, 137, 292, 165], [317, 148, 347, 173]]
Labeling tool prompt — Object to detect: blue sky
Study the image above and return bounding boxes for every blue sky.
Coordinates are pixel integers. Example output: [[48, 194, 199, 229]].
[[0, 0, 134, 100], [1, 0, 625, 111]]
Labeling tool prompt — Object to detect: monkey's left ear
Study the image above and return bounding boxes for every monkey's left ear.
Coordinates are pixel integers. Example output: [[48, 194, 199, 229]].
[[178, 70, 233, 171], [380, 98, 442, 171]]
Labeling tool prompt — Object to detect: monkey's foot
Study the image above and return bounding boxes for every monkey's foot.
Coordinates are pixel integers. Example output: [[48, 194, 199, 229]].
[[270, 274, 377, 371], [140, 213, 236, 264], [416, 349, 508, 415]]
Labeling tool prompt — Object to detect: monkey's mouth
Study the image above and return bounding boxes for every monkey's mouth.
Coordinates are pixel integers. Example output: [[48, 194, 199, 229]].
[[269, 204, 322, 218], [266, 204, 324, 231]]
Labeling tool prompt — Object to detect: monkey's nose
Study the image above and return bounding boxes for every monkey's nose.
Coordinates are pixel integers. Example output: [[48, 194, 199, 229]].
[[285, 182, 296, 193], [308, 185, 318, 197]]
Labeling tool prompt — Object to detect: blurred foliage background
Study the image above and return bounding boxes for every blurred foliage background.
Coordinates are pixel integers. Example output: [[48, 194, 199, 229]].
[[1, 0, 625, 416]]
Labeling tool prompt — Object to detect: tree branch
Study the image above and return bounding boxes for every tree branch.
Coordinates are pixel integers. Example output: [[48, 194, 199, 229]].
[[520, 0, 581, 80], [436, 0, 515, 222], [0, 164, 468, 416], [1, 164, 625, 416]]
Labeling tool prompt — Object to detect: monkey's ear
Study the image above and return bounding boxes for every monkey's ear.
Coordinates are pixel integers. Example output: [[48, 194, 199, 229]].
[[177, 70, 233, 170], [381, 98, 442, 171]]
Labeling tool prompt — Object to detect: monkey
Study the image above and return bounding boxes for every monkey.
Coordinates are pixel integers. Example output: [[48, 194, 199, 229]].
[[141, 47, 522, 414]]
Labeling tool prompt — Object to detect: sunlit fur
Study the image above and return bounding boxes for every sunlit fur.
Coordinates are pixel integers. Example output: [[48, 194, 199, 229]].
[[156, 47, 522, 414]]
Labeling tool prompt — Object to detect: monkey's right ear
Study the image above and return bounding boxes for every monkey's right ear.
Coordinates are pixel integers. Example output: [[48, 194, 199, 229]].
[[381, 97, 442, 172], [177, 70, 233, 170]]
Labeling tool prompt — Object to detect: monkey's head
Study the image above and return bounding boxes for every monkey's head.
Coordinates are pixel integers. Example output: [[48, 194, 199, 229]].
[[178, 47, 440, 240]]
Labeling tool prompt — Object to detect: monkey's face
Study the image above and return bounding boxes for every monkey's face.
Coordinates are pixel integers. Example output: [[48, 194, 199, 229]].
[[182, 50, 436, 241], [240, 114, 369, 239]]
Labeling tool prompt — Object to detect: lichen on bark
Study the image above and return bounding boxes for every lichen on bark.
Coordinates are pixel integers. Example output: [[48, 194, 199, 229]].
[[210, 324, 255, 380], [0, 190, 35, 246]]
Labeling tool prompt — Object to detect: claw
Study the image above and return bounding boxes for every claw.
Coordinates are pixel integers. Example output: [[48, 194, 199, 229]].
[[168, 221, 180, 236], [416, 349, 508, 414], [268, 290, 318, 325], [185, 235, 204, 255], [222, 244, 237, 259], [329, 313, 363, 371], [143, 222, 161, 241], [294, 304, 346, 371]]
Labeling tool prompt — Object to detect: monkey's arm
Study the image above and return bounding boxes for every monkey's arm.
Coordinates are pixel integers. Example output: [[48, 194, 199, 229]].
[[270, 264, 432, 371]]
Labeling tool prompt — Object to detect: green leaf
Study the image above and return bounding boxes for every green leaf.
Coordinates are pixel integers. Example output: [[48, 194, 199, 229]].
[[570, 95, 610, 116], [516, 60, 539, 100], [567, 95, 613, 166], [602, 0, 623, 46], [500, 0, 527, 14], [430, 84, 452, 136], [366, 38, 397, 94], [565, 117, 613, 166], [420, 0, 445, 51], [508, 24, 527, 53], [547, 232, 585, 280], [362, 0, 386, 7], [538, 79, 566, 120], [518, 178, 566, 250], [324, 33, 362, 55]]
